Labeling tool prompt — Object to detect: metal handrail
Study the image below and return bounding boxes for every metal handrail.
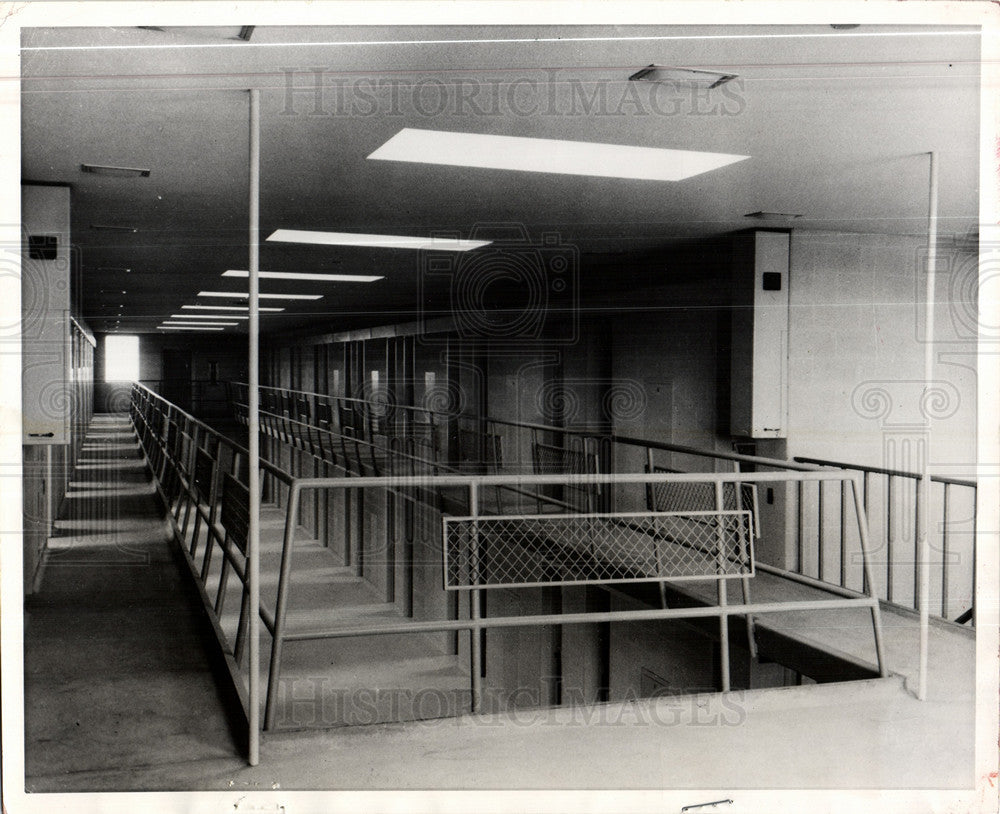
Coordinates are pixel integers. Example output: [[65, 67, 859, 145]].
[[135, 382, 291, 484], [792, 455, 976, 488], [229, 383, 978, 621], [141, 382, 893, 749], [262, 468, 886, 729]]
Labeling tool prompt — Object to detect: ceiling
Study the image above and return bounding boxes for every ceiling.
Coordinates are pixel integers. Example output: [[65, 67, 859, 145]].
[[19, 24, 981, 337]]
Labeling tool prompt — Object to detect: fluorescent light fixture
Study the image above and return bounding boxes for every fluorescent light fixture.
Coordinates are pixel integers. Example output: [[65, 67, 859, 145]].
[[628, 65, 737, 89], [171, 314, 248, 320], [161, 320, 237, 327], [197, 291, 323, 301], [223, 270, 384, 283], [368, 128, 749, 182], [744, 211, 803, 220], [158, 326, 225, 331], [266, 230, 490, 251], [90, 224, 138, 232], [181, 304, 284, 312], [81, 163, 151, 178]]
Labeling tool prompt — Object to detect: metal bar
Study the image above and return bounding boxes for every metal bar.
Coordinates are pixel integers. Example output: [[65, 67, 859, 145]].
[[917, 149, 938, 701], [282, 597, 880, 642], [736, 463, 759, 661], [792, 455, 976, 487], [264, 481, 300, 731], [862, 471, 870, 594], [817, 480, 824, 582], [887, 475, 894, 602], [247, 86, 262, 765], [476, 416, 818, 472], [287, 469, 864, 490], [714, 481, 730, 692], [131, 383, 292, 485], [840, 480, 847, 588], [796, 480, 804, 573], [469, 482, 482, 713], [941, 482, 950, 617], [850, 477, 889, 678], [914, 477, 921, 608], [755, 562, 870, 599], [971, 488, 977, 627]]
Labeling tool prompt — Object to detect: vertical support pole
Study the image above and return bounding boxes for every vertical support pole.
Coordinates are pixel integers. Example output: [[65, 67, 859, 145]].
[[840, 479, 847, 589], [941, 482, 949, 617], [861, 471, 870, 594], [817, 480, 824, 582], [887, 475, 894, 602], [247, 87, 262, 765], [851, 476, 889, 678], [917, 150, 938, 701], [469, 481, 482, 712], [714, 480, 730, 692], [647, 449, 668, 610], [264, 482, 300, 731], [796, 480, 804, 573]]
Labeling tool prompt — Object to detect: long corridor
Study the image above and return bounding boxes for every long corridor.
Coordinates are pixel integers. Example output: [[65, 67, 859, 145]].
[[23, 414, 243, 790]]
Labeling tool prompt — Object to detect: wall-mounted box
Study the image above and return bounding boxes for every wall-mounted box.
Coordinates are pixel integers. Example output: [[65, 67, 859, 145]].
[[730, 230, 790, 439], [22, 184, 72, 444]]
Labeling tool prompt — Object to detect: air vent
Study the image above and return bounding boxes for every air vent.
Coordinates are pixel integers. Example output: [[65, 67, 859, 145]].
[[81, 164, 151, 178], [90, 224, 138, 233], [27, 235, 57, 260], [629, 65, 737, 89]]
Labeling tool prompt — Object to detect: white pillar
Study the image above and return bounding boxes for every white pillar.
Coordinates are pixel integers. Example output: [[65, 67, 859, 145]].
[[247, 87, 262, 763], [918, 151, 938, 701]]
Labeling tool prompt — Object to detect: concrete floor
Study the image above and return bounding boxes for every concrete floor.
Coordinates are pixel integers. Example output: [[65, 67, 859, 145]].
[[21, 414, 978, 796]]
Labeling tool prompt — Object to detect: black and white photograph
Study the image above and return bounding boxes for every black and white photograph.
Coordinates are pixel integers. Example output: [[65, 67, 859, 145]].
[[2, 2, 998, 812]]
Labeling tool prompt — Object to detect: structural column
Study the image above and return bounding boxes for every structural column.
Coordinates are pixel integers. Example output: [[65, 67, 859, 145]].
[[247, 87, 262, 764]]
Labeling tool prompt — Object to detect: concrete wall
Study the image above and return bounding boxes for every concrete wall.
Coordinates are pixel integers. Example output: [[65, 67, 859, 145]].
[[785, 231, 976, 471]]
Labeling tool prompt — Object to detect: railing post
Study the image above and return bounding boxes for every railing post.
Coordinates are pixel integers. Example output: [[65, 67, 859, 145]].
[[850, 476, 888, 678], [941, 482, 950, 617], [861, 471, 870, 594], [469, 480, 482, 713], [840, 479, 847, 589], [714, 480, 730, 693], [886, 475, 894, 602], [817, 480, 824, 582], [264, 481, 300, 731], [796, 480, 804, 573]]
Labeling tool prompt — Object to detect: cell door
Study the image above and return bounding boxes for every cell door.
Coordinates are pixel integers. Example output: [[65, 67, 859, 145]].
[[161, 348, 193, 411]]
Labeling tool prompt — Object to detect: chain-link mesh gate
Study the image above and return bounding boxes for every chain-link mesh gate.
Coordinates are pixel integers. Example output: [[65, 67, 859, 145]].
[[443, 509, 754, 590]]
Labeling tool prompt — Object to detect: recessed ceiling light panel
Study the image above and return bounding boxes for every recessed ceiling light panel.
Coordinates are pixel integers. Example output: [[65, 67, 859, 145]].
[[81, 163, 151, 178], [197, 291, 323, 301], [172, 313, 249, 320], [368, 128, 749, 182], [181, 304, 284, 312], [266, 230, 491, 252], [628, 65, 737, 89], [158, 326, 225, 331], [90, 224, 138, 232], [223, 270, 384, 283], [744, 211, 804, 220]]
